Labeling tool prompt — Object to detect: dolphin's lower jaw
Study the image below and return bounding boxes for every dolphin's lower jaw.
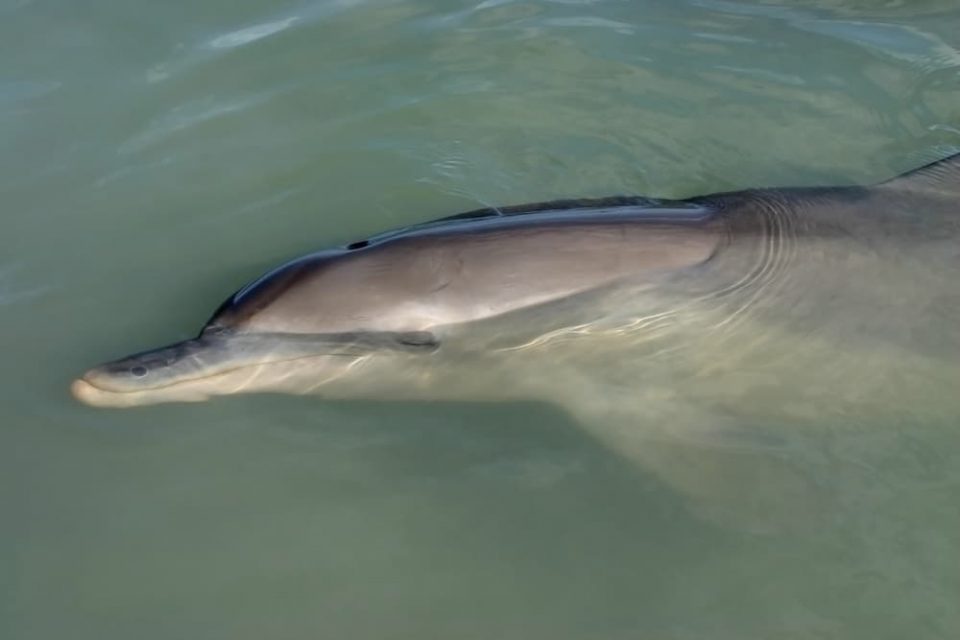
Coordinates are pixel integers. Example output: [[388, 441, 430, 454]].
[[70, 376, 212, 408], [70, 356, 294, 408], [70, 343, 378, 408]]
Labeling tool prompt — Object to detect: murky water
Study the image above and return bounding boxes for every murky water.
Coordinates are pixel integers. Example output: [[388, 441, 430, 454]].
[[3, 0, 960, 638]]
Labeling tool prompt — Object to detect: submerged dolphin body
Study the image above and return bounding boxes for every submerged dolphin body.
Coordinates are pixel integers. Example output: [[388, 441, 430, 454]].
[[72, 154, 960, 530]]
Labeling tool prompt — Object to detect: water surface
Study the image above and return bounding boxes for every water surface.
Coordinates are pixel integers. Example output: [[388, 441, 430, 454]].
[[3, 0, 960, 638]]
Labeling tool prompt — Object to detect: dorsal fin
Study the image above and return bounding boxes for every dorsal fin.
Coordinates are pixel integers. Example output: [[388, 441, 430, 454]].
[[880, 151, 960, 195]]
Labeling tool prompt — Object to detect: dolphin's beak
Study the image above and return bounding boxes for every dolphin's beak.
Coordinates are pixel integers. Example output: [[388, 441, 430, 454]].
[[70, 330, 433, 408], [70, 377, 115, 406], [70, 336, 237, 407], [70, 375, 211, 407]]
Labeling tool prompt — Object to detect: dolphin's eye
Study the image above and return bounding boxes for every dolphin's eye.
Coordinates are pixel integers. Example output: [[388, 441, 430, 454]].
[[130, 366, 148, 377]]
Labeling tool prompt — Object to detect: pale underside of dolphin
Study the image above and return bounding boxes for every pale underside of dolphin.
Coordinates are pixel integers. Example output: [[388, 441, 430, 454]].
[[72, 153, 960, 531]]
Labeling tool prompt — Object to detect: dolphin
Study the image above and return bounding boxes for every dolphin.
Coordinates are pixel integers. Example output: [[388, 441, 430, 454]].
[[71, 152, 960, 530]]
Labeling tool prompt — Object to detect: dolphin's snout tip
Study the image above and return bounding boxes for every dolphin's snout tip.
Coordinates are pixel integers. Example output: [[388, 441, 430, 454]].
[[71, 374, 132, 408], [71, 376, 92, 403], [71, 376, 107, 407]]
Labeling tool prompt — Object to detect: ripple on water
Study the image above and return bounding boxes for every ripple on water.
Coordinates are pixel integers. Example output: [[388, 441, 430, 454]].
[[206, 16, 302, 50], [694, 0, 960, 70], [144, 4, 327, 84], [0, 80, 61, 105], [117, 91, 279, 155], [540, 16, 637, 35], [0, 264, 50, 307], [793, 20, 960, 70]]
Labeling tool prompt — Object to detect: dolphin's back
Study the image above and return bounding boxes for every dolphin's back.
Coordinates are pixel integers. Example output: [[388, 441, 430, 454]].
[[211, 207, 726, 336], [206, 152, 960, 340]]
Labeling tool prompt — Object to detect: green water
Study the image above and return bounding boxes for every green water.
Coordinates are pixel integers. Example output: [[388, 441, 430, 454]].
[[3, 0, 960, 638]]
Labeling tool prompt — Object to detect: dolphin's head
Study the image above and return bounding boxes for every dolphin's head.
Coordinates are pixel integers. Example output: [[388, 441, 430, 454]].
[[71, 325, 443, 408], [72, 337, 221, 406], [71, 241, 454, 408]]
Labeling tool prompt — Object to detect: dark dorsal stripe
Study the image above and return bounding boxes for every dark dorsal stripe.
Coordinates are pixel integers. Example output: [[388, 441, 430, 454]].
[[881, 151, 960, 195], [433, 195, 677, 223]]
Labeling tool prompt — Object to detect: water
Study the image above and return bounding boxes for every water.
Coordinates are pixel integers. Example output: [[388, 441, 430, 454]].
[[3, 0, 960, 638]]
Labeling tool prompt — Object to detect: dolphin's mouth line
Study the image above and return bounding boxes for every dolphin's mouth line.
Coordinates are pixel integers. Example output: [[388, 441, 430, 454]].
[[81, 330, 442, 396], [81, 351, 362, 395]]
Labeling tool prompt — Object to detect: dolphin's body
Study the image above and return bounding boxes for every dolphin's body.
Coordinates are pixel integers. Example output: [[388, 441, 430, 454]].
[[72, 153, 960, 530]]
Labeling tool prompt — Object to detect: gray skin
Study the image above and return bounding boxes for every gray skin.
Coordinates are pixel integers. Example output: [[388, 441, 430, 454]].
[[72, 202, 725, 405], [71, 154, 960, 531]]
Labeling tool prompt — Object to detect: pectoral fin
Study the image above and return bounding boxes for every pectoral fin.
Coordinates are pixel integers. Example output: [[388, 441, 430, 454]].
[[566, 397, 826, 534]]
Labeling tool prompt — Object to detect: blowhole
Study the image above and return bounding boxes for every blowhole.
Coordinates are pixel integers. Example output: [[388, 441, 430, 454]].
[[346, 240, 369, 250]]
